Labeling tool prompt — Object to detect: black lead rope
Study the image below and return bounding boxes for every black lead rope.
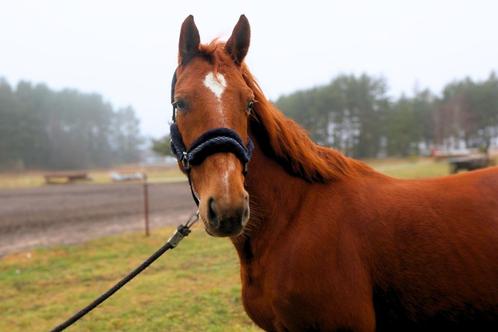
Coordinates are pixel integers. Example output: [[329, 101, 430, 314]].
[[50, 212, 199, 332]]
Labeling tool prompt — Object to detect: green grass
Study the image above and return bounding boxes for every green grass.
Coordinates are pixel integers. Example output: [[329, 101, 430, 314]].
[[0, 227, 260, 332], [367, 157, 450, 179]]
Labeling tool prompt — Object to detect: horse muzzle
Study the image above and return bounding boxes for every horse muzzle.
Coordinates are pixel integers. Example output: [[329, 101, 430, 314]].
[[202, 194, 249, 237]]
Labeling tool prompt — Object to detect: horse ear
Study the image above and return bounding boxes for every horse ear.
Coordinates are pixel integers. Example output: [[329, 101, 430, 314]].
[[225, 15, 251, 65], [178, 15, 200, 65]]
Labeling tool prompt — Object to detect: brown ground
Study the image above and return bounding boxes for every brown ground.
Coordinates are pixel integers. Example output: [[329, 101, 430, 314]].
[[0, 181, 196, 255]]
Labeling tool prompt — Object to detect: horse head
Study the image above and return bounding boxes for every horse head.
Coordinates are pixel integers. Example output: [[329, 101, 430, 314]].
[[171, 15, 253, 237]]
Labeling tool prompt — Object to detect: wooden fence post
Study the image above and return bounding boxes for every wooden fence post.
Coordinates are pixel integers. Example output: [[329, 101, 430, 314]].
[[143, 174, 149, 236]]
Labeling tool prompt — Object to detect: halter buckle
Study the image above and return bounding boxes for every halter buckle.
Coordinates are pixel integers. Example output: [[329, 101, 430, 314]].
[[181, 151, 190, 170]]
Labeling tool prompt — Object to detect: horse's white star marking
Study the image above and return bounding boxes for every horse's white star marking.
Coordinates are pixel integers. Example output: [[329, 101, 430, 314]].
[[203, 72, 227, 101]]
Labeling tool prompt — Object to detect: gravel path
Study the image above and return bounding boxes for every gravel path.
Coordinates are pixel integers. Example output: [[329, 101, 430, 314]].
[[0, 182, 195, 255]]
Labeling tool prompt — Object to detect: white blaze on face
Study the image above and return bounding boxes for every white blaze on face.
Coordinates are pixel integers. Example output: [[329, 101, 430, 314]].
[[203, 71, 227, 103], [203, 71, 233, 196]]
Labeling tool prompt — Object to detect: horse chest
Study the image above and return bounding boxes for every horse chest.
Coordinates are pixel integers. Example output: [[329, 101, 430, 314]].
[[239, 263, 278, 331], [240, 270, 333, 331], [237, 235, 377, 331], [239, 259, 324, 331]]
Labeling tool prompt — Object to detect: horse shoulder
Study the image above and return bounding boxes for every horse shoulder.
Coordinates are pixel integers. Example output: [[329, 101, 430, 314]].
[[263, 188, 376, 331]]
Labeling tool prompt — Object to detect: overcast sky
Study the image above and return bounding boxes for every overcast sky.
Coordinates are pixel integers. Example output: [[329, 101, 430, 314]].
[[1, 0, 497, 138]]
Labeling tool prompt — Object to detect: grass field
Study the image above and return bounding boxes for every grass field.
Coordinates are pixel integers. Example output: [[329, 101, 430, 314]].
[[0, 158, 482, 331], [0, 227, 259, 332], [368, 158, 450, 178]]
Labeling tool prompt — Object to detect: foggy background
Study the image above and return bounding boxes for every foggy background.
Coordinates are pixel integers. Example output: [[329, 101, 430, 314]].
[[1, 1, 498, 170], [1, 0, 497, 138]]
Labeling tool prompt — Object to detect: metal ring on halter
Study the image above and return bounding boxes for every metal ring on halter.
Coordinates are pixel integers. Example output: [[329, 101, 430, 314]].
[[181, 151, 190, 170]]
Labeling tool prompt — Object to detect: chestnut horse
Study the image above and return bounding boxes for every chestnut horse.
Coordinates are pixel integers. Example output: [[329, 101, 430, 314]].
[[171, 15, 498, 331]]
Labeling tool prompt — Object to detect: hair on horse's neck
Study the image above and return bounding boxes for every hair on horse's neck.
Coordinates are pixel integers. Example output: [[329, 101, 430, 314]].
[[196, 41, 374, 183]]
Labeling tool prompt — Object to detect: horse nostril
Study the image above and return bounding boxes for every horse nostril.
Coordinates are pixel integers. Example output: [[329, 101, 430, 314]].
[[207, 197, 219, 229]]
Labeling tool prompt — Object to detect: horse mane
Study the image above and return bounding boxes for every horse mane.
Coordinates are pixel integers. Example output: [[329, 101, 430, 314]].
[[197, 41, 375, 183]]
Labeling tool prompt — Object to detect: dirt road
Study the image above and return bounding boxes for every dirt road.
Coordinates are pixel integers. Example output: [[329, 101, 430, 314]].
[[0, 182, 196, 255]]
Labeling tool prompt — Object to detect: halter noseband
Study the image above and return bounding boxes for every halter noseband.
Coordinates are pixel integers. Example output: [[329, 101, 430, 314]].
[[169, 71, 254, 206]]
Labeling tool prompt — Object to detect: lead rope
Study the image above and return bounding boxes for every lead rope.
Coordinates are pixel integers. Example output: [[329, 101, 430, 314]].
[[50, 211, 199, 332]]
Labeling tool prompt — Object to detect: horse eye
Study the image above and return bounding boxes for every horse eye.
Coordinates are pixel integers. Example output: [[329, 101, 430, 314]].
[[247, 100, 255, 113], [173, 100, 186, 111]]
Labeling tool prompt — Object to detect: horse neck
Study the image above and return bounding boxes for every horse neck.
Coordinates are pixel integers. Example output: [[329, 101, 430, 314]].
[[231, 140, 309, 262]]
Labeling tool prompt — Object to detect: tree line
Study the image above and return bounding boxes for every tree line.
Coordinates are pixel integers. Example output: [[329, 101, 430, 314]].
[[276, 72, 498, 158], [153, 72, 498, 160], [0, 79, 142, 170]]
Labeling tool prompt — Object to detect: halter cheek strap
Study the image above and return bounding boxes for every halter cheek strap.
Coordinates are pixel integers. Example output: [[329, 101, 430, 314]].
[[169, 71, 254, 206]]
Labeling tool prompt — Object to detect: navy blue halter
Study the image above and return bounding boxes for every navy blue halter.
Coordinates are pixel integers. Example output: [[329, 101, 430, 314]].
[[169, 71, 254, 206], [170, 125, 254, 173]]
